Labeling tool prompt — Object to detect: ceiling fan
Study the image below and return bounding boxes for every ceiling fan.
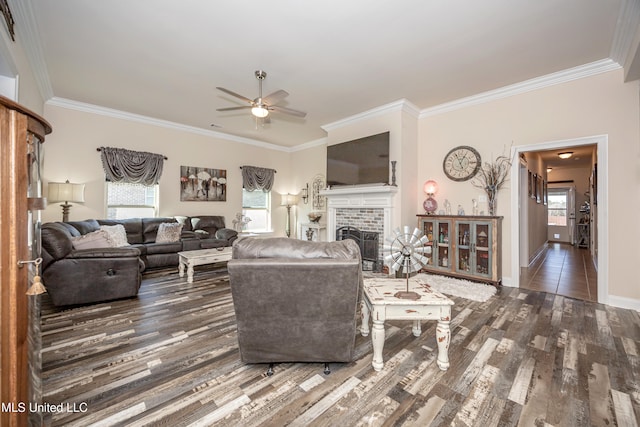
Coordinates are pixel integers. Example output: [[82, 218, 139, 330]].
[[216, 70, 307, 121]]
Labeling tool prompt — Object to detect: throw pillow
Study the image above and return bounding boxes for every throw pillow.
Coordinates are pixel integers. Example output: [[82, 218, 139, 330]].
[[71, 229, 112, 250], [156, 222, 183, 243], [100, 224, 130, 247]]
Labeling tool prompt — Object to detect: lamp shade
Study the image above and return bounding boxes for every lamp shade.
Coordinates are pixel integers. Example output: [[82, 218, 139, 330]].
[[48, 181, 85, 203], [280, 193, 298, 206], [423, 180, 439, 195]]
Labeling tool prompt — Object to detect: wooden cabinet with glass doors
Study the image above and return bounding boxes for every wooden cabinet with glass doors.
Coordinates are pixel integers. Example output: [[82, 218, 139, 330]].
[[417, 215, 502, 285]]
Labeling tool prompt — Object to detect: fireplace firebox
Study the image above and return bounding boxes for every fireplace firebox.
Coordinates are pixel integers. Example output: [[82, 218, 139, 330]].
[[336, 226, 380, 271]]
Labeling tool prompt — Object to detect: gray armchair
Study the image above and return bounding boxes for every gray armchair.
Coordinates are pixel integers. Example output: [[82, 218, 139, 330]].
[[227, 237, 362, 369]]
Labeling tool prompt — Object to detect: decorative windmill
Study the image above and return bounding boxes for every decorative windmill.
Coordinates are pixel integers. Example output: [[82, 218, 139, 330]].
[[383, 226, 432, 299]]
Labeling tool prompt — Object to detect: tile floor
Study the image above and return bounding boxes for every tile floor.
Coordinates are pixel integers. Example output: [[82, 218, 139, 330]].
[[520, 242, 597, 302]]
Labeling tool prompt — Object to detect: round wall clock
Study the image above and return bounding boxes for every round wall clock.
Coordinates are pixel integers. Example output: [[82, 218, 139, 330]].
[[443, 146, 481, 182]]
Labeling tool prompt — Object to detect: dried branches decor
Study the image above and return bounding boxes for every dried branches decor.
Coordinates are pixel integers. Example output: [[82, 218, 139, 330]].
[[471, 149, 512, 216]]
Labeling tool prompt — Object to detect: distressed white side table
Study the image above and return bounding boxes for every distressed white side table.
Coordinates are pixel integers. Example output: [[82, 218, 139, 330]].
[[361, 277, 454, 371], [178, 247, 233, 283]]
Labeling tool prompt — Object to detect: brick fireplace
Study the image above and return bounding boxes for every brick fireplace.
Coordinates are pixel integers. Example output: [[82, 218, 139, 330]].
[[320, 185, 398, 268]]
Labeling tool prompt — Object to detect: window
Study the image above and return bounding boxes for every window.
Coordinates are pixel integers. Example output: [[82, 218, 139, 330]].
[[242, 189, 271, 232], [106, 182, 158, 219], [548, 190, 567, 226]]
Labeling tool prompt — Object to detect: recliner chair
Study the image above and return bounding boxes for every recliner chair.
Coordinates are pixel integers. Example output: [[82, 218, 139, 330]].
[[227, 237, 362, 374]]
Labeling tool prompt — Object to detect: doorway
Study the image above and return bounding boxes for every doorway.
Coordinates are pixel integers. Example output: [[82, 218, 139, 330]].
[[510, 135, 607, 303], [547, 186, 575, 244]]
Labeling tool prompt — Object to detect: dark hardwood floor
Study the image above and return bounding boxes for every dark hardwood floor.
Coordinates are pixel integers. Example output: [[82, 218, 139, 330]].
[[40, 265, 639, 426], [520, 242, 598, 302]]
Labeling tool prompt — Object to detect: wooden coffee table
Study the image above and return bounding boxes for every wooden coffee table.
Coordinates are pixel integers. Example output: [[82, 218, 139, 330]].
[[178, 247, 233, 283], [361, 277, 454, 371]]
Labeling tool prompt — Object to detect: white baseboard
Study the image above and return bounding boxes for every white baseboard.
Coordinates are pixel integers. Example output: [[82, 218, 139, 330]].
[[607, 295, 640, 311], [501, 276, 514, 287], [502, 278, 639, 312]]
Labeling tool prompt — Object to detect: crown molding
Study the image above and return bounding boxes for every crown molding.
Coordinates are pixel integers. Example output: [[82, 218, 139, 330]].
[[321, 98, 420, 132], [419, 59, 621, 118], [9, 0, 53, 100], [46, 97, 293, 152], [289, 137, 327, 152], [610, 0, 640, 67]]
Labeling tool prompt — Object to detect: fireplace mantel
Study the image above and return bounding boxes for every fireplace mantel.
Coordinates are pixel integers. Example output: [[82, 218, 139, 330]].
[[319, 185, 398, 208], [320, 185, 398, 242]]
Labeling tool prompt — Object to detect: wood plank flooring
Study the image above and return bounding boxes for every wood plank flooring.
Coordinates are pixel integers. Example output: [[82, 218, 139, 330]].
[[40, 266, 640, 426]]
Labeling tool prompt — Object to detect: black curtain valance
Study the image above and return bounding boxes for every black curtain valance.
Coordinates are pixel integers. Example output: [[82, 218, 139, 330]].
[[241, 165, 276, 192], [99, 147, 165, 185]]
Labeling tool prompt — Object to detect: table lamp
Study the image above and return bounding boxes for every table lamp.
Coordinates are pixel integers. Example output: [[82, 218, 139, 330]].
[[48, 180, 85, 222]]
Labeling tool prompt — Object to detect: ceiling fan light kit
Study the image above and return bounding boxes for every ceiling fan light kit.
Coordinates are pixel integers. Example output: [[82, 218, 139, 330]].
[[251, 105, 269, 118], [217, 70, 307, 122]]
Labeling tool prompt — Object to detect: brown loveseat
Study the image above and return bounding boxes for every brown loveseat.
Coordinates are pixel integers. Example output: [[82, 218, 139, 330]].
[[227, 237, 362, 369], [41, 216, 237, 306]]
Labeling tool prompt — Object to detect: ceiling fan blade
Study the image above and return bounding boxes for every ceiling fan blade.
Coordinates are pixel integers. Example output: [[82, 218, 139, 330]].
[[217, 106, 252, 112], [262, 89, 289, 106], [269, 105, 307, 118], [216, 87, 254, 104]]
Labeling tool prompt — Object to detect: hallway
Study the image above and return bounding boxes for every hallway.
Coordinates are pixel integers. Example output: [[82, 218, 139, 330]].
[[520, 242, 597, 302]]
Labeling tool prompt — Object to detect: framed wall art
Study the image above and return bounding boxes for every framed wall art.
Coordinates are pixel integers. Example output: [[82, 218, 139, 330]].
[[180, 166, 227, 201], [531, 173, 538, 200], [536, 175, 542, 204]]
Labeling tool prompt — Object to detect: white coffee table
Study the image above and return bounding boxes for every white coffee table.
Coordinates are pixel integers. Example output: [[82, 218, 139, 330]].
[[178, 247, 233, 283], [361, 277, 454, 371]]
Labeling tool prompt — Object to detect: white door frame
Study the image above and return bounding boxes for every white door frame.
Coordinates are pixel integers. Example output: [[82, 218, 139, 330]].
[[510, 135, 608, 304], [518, 159, 528, 267]]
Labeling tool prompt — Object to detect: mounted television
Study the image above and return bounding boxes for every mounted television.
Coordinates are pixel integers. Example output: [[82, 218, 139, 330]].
[[326, 131, 390, 187]]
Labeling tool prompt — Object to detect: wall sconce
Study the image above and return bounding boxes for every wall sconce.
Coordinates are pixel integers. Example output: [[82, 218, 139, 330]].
[[48, 180, 85, 222], [558, 152, 573, 159], [422, 179, 439, 215], [281, 193, 298, 238], [301, 183, 309, 204]]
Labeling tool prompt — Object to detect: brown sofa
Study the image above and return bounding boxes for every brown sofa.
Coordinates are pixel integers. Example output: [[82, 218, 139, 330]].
[[41, 216, 237, 306], [227, 237, 362, 368]]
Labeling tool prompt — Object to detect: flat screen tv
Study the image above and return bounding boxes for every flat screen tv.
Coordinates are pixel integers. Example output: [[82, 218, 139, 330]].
[[326, 131, 390, 187]]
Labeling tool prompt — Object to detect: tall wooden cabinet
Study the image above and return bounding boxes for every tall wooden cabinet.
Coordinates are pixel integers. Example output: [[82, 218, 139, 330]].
[[0, 96, 51, 426], [417, 214, 503, 285]]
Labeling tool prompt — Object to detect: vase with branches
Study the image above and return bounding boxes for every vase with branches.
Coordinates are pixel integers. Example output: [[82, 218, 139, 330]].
[[471, 152, 512, 216]]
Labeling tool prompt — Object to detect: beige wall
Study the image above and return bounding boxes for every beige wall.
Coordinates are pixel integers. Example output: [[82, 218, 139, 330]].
[[521, 152, 548, 257], [418, 69, 640, 303], [290, 143, 327, 239], [41, 105, 292, 237]]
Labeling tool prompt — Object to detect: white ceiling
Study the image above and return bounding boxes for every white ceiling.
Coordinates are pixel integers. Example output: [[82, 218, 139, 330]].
[[12, 0, 639, 148]]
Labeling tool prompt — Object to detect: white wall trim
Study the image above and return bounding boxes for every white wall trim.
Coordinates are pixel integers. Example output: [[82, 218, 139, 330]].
[[321, 99, 420, 132], [510, 135, 609, 305], [610, 0, 640, 67], [420, 60, 621, 118], [46, 97, 293, 153], [607, 295, 640, 312], [289, 137, 327, 152], [9, 0, 53, 100]]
